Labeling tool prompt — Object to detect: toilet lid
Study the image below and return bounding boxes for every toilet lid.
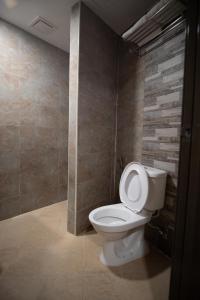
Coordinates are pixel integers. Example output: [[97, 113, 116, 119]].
[[119, 162, 149, 212]]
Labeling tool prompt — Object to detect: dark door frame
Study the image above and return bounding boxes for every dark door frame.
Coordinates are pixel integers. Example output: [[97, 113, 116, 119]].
[[170, 0, 200, 299]]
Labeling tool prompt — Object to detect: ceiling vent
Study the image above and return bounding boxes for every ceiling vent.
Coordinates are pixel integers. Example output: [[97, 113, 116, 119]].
[[30, 16, 55, 34]]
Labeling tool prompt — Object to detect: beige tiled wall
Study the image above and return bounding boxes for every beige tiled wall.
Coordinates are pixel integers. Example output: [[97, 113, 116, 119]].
[[68, 3, 118, 234], [0, 20, 69, 220]]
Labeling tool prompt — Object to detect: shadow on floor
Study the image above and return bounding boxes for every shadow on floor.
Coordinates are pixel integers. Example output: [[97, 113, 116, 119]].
[[108, 249, 170, 280], [85, 229, 170, 280]]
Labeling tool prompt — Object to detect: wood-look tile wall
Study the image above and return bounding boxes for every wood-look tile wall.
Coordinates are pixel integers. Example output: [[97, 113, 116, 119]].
[[142, 31, 185, 228], [0, 20, 69, 220], [116, 31, 185, 254]]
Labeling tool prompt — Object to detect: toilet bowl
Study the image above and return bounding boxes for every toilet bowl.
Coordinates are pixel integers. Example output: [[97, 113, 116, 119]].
[[89, 162, 167, 266]]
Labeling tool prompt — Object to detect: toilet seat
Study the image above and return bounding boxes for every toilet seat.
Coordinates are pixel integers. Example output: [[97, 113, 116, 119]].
[[89, 203, 150, 233], [119, 163, 149, 213]]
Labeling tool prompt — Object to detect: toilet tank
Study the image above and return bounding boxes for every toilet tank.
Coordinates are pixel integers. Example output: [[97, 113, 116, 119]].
[[144, 165, 167, 211]]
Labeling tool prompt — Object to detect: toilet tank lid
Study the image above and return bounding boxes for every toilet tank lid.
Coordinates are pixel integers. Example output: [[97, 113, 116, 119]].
[[143, 165, 167, 178]]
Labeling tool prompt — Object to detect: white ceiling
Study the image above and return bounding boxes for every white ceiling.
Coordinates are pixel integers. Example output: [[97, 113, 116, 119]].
[[0, 0, 158, 53]]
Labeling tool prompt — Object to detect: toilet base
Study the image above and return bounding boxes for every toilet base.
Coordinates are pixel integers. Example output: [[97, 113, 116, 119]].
[[100, 227, 149, 266]]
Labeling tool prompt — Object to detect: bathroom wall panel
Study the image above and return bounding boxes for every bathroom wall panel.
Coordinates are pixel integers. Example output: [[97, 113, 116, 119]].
[[0, 20, 69, 220], [142, 31, 185, 230], [68, 3, 118, 234], [116, 31, 185, 255]]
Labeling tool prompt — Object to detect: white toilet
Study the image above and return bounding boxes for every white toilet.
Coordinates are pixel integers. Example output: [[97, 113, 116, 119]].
[[89, 162, 167, 266]]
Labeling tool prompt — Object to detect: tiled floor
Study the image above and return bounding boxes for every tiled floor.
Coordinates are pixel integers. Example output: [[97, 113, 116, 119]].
[[0, 201, 170, 300]]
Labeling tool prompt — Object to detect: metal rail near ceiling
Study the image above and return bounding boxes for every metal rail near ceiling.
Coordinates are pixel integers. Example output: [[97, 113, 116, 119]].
[[122, 0, 187, 56], [139, 16, 186, 56]]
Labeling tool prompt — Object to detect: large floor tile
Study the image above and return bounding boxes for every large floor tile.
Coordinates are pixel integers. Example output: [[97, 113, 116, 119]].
[[0, 201, 171, 300]]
